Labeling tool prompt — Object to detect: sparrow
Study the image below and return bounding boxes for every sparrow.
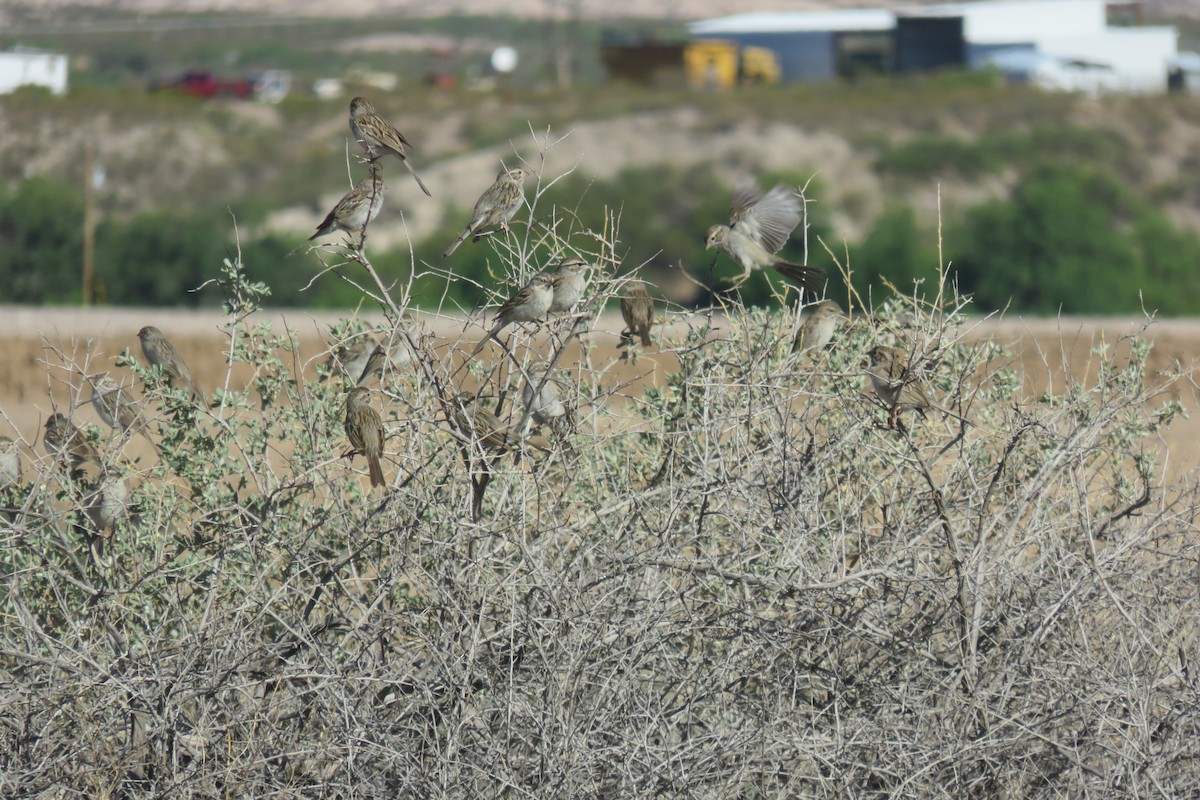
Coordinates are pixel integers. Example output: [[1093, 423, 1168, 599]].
[[0, 435, 21, 489], [344, 386, 386, 488], [450, 393, 519, 454], [619, 280, 654, 348], [866, 345, 966, 428], [43, 413, 100, 471], [469, 272, 555, 358], [89, 372, 158, 452], [348, 96, 431, 197], [295, 168, 385, 252], [442, 167, 527, 257], [792, 299, 843, 354], [84, 469, 130, 536], [521, 359, 574, 453], [138, 326, 201, 403], [705, 180, 823, 291], [355, 340, 410, 387], [546, 257, 590, 314]]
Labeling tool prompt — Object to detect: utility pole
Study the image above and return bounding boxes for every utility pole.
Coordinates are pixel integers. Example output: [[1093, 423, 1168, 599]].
[[82, 139, 96, 305]]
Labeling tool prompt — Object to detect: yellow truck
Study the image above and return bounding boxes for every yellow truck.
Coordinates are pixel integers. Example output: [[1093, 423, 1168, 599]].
[[684, 40, 781, 88]]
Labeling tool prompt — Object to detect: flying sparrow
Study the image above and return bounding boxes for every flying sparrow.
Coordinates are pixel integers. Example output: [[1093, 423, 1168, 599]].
[[43, 413, 100, 471], [348, 96, 431, 198], [138, 326, 201, 403], [89, 373, 158, 452], [0, 435, 21, 489], [619, 280, 654, 348], [705, 180, 823, 291], [344, 386, 386, 488], [792, 299, 843, 354], [866, 344, 965, 428], [295, 168, 385, 252], [546, 257, 590, 314], [469, 272, 555, 358], [442, 167, 527, 257]]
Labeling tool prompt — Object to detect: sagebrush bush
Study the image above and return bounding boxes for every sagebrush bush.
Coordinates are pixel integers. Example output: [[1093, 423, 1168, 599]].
[[1, 154, 1197, 799]]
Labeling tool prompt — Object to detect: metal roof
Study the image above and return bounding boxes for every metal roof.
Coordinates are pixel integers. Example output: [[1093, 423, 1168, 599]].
[[688, 9, 897, 35]]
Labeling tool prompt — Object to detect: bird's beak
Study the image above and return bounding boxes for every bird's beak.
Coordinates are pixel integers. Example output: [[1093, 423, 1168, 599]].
[[704, 241, 712, 251]]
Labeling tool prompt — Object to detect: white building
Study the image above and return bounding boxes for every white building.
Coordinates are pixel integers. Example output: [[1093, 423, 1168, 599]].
[[0, 49, 68, 95], [688, 0, 1178, 93]]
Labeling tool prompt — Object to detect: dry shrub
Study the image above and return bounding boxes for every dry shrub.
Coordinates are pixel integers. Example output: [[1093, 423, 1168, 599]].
[[1, 148, 1197, 799]]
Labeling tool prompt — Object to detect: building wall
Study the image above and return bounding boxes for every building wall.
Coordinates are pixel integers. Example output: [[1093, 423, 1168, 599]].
[[0, 52, 68, 95], [694, 31, 838, 81], [922, 0, 1107, 42], [1037, 28, 1178, 91]]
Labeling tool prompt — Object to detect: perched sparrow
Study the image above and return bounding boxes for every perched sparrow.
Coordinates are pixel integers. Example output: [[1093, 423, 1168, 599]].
[[866, 345, 965, 428], [442, 168, 527, 257], [546, 257, 590, 314], [792, 299, 843, 354], [298, 169, 385, 250], [521, 360, 574, 451], [356, 339, 411, 386], [324, 338, 376, 385], [450, 393, 519, 454], [43, 413, 100, 470], [619, 280, 654, 348], [705, 180, 823, 291], [344, 386, 386, 488], [470, 272, 555, 358], [138, 326, 201, 403], [84, 470, 129, 535], [348, 96, 431, 198], [0, 436, 21, 489], [89, 373, 158, 451]]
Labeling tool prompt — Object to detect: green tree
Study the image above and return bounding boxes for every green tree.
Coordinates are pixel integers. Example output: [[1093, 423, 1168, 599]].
[[0, 178, 84, 303]]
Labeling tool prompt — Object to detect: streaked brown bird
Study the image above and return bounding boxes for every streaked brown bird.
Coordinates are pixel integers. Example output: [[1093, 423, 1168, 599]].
[[705, 180, 823, 292], [866, 344, 966, 428], [344, 386, 386, 488], [620, 280, 654, 348], [521, 359, 574, 454], [348, 96, 431, 197], [139, 326, 201, 403], [546, 257, 590, 314], [469, 272, 555, 359], [43, 413, 100, 470], [792, 299, 843, 354], [89, 372, 158, 452], [442, 167, 527, 257], [296, 168, 385, 252]]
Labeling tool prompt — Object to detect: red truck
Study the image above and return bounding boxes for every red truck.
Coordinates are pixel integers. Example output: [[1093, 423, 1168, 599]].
[[152, 71, 256, 99]]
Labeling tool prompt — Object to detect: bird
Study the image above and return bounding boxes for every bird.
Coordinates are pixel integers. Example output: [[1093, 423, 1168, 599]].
[[0, 436, 21, 489], [792, 299, 843, 354], [866, 345, 966, 428], [343, 386, 386, 488], [442, 167, 527, 257], [546, 257, 590, 314], [705, 180, 823, 292], [521, 359, 574, 453], [348, 96, 431, 197], [469, 272, 555, 359], [84, 469, 129, 536], [355, 340, 410, 387], [43, 413, 100, 471], [323, 338, 376, 385], [620, 280, 654, 348], [138, 326, 201, 403], [89, 373, 158, 452], [294, 168, 385, 252], [450, 393, 515, 454]]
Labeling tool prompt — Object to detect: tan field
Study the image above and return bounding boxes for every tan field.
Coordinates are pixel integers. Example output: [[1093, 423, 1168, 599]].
[[1, 306, 1197, 482]]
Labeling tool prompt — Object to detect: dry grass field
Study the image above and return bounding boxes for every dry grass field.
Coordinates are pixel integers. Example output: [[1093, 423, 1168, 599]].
[[2, 305, 1197, 480]]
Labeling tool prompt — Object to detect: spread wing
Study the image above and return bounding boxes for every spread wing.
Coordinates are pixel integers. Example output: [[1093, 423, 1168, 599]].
[[731, 183, 802, 255]]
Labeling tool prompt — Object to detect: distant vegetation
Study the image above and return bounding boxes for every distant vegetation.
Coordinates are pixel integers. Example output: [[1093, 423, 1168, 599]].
[[3, 10, 1200, 314]]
